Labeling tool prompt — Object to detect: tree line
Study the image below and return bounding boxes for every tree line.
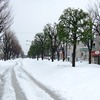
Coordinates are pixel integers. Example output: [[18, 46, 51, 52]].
[[0, 0, 22, 60], [28, 1, 100, 67]]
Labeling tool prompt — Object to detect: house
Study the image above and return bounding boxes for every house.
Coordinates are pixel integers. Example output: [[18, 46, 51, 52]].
[[68, 42, 89, 61], [91, 35, 100, 64], [58, 42, 88, 61], [56, 34, 100, 64]]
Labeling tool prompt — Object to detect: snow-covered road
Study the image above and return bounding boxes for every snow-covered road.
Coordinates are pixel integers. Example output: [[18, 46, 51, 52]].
[[0, 58, 100, 100], [0, 59, 64, 100]]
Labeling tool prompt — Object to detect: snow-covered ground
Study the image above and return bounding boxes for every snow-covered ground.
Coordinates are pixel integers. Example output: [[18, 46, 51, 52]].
[[0, 58, 100, 100]]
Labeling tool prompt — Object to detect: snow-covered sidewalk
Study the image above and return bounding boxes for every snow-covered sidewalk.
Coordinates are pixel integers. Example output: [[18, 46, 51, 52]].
[[0, 58, 100, 100]]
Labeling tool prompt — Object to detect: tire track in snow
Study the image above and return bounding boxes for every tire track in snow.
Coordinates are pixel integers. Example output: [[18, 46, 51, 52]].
[[21, 65, 62, 100], [11, 63, 27, 100], [0, 68, 9, 99], [14, 61, 54, 100]]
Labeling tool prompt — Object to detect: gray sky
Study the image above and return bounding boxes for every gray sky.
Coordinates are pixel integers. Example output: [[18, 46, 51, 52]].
[[10, 0, 95, 55]]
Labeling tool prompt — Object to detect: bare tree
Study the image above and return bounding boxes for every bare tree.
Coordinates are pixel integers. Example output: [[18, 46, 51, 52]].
[[11, 38, 22, 58], [3, 30, 22, 60], [0, 0, 12, 44], [88, 0, 100, 35], [3, 30, 12, 60]]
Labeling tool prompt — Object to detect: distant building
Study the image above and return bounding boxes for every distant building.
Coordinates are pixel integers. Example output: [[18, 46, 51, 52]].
[[91, 35, 100, 64], [58, 35, 100, 64], [59, 42, 87, 61], [67, 42, 88, 61]]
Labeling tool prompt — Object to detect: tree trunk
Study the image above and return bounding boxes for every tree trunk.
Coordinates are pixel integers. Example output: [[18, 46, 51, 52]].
[[37, 55, 39, 60], [41, 53, 43, 60], [98, 56, 100, 65], [72, 44, 76, 67], [41, 47, 44, 60], [36, 51, 39, 61], [51, 36, 54, 62], [57, 50, 59, 61], [66, 43, 67, 60], [6, 50, 9, 60], [4, 53, 6, 61], [62, 47, 65, 62], [89, 49, 91, 64], [51, 46, 54, 62]]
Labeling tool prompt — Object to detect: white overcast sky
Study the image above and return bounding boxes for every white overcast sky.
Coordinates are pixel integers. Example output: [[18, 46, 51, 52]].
[[10, 0, 95, 55]]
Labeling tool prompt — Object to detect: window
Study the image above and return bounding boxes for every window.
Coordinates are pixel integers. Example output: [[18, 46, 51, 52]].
[[92, 43, 95, 48], [99, 42, 100, 45]]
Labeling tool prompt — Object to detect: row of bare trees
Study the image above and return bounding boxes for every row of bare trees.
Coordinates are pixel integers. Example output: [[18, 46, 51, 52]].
[[3, 30, 22, 60], [0, 0, 22, 60]]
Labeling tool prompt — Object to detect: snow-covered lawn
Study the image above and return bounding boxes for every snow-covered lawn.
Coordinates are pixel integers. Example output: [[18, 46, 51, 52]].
[[0, 58, 100, 100]]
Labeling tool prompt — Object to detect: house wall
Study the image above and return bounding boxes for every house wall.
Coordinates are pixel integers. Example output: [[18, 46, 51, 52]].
[[95, 35, 100, 50], [92, 35, 100, 64], [66, 42, 89, 61]]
